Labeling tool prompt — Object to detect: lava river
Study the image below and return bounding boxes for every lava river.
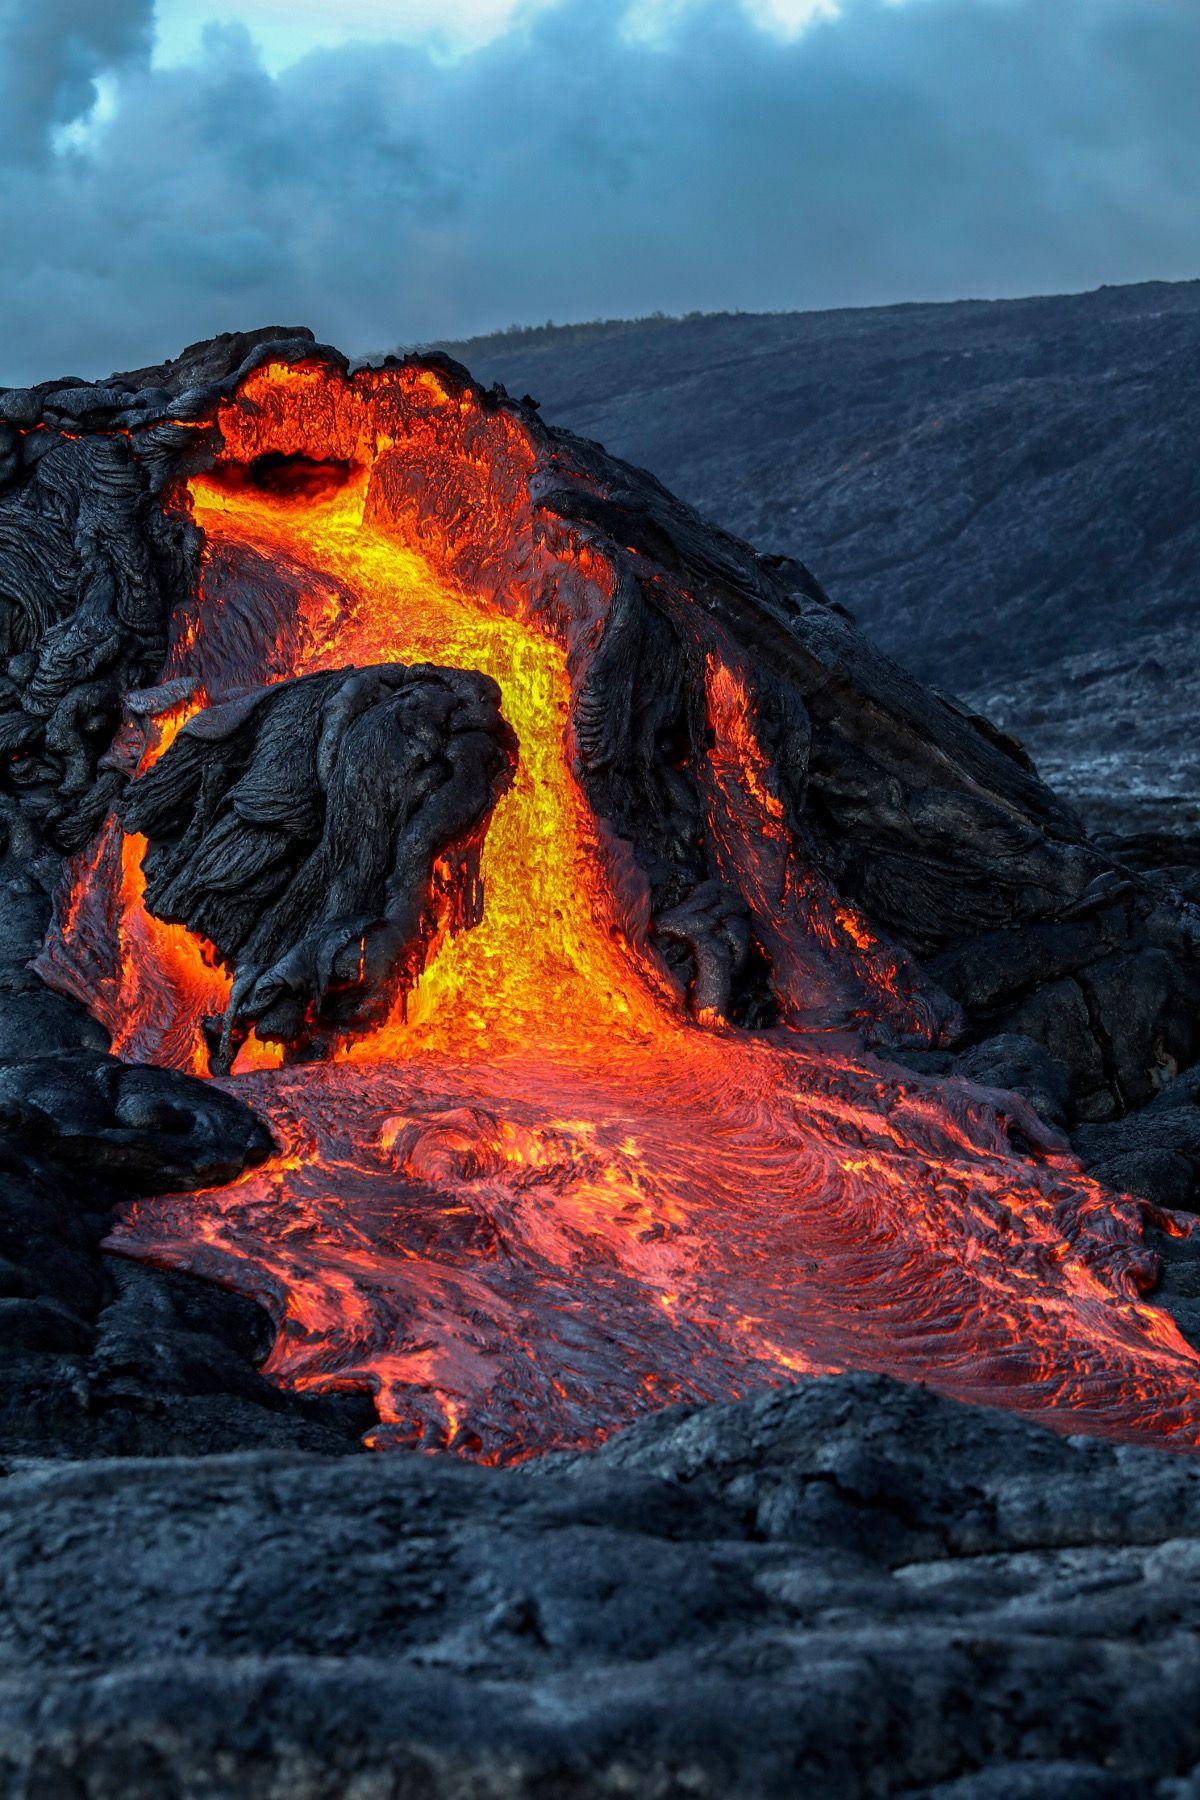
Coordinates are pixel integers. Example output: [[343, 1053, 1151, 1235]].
[[45, 365, 1200, 1461]]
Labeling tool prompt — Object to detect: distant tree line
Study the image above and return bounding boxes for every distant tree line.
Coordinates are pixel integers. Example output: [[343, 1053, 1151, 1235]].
[[399, 309, 753, 360]]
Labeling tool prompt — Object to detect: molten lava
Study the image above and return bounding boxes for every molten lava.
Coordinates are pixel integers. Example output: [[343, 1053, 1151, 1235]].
[[44, 358, 1200, 1460]]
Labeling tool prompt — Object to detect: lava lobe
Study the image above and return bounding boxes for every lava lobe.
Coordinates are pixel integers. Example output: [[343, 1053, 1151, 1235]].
[[120, 663, 517, 1072]]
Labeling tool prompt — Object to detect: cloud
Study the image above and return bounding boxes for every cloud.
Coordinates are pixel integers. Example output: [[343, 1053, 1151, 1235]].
[[152, 0, 553, 72], [0, 0, 1196, 382], [0, 0, 152, 160]]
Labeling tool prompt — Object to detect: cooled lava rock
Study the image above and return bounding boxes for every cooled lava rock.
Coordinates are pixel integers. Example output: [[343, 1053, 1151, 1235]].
[[0, 1046, 272, 1190], [120, 662, 517, 1071], [5, 1373, 1200, 1797]]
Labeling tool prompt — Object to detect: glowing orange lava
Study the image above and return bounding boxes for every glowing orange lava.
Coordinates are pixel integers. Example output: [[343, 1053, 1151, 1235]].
[[175, 467, 666, 1064], [43, 358, 1200, 1460]]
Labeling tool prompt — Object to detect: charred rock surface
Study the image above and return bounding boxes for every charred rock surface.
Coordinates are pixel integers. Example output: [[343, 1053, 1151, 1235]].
[[121, 663, 517, 1070], [5, 1374, 1200, 1797]]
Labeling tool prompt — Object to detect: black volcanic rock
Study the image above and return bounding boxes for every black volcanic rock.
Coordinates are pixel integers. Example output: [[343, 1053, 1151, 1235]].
[[975, 624, 1200, 851], [0, 1049, 273, 1192], [5, 1374, 1200, 1797], [0, 1058, 372, 1459], [121, 663, 517, 1071]]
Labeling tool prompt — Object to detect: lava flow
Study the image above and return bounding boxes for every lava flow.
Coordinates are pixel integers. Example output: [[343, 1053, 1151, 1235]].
[[44, 358, 1200, 1460]]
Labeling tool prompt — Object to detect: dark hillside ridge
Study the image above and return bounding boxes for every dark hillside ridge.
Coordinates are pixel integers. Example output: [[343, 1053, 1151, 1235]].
[[435, 281, 1200, 843]]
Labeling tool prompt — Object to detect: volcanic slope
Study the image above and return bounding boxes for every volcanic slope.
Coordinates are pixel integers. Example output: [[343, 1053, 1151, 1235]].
[[437, 279, 1200, 843]]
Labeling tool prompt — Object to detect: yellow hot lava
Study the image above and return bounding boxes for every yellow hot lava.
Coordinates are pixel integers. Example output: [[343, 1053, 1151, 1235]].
[[185, 468, 667, 1065]]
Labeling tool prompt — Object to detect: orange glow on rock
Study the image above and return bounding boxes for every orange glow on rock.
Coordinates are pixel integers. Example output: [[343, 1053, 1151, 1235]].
[[40, 356, 1200, 1462]]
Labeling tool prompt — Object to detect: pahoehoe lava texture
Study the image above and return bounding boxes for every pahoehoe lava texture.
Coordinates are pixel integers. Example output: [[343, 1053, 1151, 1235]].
[[1, 325, 1200, 1791], [120, 662, 517, 1070]]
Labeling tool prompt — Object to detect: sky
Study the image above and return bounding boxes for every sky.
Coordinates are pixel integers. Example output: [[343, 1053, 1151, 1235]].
[[0, 0, 1196, 382]]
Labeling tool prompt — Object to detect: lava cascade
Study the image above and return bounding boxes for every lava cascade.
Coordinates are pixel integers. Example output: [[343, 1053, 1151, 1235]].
[[45, 359, 1200, 1460]]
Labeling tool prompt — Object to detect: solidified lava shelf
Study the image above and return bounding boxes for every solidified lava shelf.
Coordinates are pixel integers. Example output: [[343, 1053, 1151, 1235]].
[[42, 357, 1200, 1461]]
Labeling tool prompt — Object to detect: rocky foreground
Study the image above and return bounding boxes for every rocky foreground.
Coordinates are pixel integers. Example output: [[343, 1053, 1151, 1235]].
[[5, 1372, 1200, 1798]]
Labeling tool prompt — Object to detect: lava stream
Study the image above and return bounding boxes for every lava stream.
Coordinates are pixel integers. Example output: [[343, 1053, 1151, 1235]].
[[45, 374, 1200, 1460]]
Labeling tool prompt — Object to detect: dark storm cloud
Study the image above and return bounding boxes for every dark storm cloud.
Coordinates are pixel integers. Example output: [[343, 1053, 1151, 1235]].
[[0, 0, 153, 159], [0, 0, 1197, 382]]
